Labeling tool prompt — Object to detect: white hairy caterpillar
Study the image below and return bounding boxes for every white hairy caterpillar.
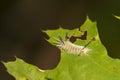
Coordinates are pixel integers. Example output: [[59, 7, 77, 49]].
[[55, 36, 95, 55]]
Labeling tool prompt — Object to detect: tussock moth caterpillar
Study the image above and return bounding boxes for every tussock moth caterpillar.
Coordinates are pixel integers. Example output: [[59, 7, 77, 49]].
[[55, 32, 95, 56]]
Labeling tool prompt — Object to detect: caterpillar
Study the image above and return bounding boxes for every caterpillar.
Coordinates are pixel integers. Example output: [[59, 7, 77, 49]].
[[55, 35, 95, 56]]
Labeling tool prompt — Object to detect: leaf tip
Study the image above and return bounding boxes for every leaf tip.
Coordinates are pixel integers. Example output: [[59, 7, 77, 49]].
[[113, 14, 120, 20]]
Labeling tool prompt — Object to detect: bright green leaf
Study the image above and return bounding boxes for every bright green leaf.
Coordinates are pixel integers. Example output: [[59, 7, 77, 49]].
[[114, 15, 120, 20], [3, 58, 46, 80], [3, 17, 120, 80]]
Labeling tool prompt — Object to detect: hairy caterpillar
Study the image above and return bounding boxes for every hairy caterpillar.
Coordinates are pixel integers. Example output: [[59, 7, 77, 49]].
[[55, 34, 95, 56]]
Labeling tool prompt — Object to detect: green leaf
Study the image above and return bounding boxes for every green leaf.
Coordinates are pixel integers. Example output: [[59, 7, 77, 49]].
[[3, 17, 120, 80], [3, 58, 45, 80], [114, 15, 120, 20]]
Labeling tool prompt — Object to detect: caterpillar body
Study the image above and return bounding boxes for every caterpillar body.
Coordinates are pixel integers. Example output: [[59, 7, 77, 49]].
[[55, 36, 95, 55]]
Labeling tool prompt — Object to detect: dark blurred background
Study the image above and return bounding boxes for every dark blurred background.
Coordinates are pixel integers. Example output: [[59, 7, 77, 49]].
[[0, 0, 120, 79]]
